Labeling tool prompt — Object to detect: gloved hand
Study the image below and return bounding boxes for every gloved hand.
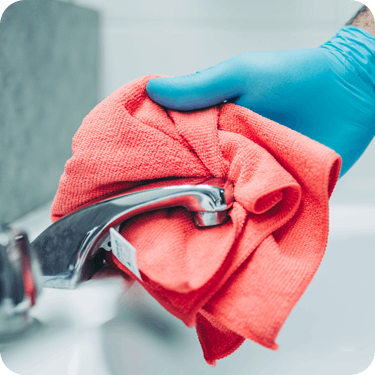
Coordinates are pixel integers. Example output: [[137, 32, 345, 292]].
[[146, 26, 375, 176]]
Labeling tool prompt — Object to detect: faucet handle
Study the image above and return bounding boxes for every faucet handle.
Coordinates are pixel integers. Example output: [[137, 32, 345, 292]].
[[0, 225, 43, 339]]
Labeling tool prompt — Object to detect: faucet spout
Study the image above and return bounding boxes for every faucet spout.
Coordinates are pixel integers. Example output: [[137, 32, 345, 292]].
[[31, 178, 233, 289]]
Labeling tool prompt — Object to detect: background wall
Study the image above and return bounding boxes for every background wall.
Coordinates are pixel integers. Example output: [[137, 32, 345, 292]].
[[73, 0, 375, 205], [0, 0, 100, 223], [73, 0, 363, 99]]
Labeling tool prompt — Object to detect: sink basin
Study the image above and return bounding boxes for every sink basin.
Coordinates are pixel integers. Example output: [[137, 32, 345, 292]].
[[1, 201, 375, 375]]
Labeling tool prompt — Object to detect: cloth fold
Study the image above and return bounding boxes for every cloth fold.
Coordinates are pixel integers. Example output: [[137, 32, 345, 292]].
[[51, 74, 341, 364]]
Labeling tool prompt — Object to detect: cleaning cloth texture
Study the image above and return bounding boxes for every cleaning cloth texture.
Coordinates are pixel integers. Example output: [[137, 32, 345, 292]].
[[51, 74, 341, 364]]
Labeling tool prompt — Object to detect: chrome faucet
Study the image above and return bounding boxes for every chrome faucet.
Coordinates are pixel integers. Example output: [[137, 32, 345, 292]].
[[0, 225, 43, 339], [31, 178, 233, 290], [0, 178, 233, 339]]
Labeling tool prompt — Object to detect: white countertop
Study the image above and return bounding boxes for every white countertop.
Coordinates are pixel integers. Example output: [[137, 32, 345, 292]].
[[1, 202, 375, 375]]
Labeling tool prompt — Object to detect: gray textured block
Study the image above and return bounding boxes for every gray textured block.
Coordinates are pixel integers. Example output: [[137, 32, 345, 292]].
[[0, 0, 100, 223]]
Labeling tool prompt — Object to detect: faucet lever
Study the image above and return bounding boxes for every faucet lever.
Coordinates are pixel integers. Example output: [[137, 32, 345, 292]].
[[0, 226, 43, 339]]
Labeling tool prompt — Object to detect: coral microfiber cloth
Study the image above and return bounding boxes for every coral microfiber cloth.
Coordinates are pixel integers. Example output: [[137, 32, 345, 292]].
[[51, 74, 341, 365]]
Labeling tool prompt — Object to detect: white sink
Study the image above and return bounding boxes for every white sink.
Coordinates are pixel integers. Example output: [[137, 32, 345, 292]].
[[1, 201, 375, 375]]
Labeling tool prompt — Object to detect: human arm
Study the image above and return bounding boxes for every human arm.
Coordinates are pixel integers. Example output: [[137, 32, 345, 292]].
[[146, 6, 375, 177], [347, 5, 375, 36]]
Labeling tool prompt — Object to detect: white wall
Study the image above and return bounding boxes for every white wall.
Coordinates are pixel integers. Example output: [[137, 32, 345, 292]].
[[73, 0, 374, 204], [73, 0, 362, 98]]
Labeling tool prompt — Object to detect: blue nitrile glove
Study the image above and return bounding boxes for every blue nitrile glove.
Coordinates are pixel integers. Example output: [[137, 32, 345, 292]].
[[146, 26, 375, 177]]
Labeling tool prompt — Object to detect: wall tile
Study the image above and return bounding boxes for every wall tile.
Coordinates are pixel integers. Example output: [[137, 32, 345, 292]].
[[0, 0, 100, 223]]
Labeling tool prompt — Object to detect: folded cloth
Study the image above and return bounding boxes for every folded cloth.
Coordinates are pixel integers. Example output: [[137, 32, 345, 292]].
[[51, 75, 341, 365]]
